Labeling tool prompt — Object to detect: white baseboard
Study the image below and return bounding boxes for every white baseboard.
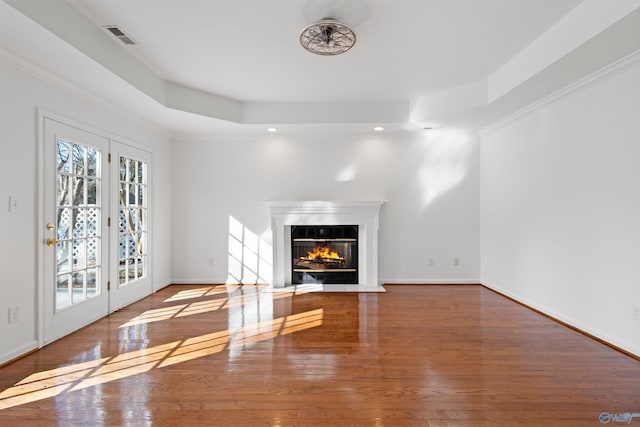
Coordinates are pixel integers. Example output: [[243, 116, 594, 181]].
[[153, 280, 173, 291], [170, 278, 228, 285], [171, 279, 483, 286], [0, 340, 38, 366], [481, 280, 640, 358], [381, 278, 481, 285]]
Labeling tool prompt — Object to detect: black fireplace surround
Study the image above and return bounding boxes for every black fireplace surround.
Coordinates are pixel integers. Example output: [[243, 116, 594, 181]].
[[291, 225, 358, 284]]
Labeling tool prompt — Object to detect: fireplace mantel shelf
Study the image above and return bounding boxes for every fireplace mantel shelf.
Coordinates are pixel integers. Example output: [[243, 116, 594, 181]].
[[268, 201, 386, 210], [269, 201, 385, 289]]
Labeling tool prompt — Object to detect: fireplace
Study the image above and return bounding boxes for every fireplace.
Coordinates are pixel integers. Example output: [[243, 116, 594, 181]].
[[291, 225, 358, 284], [269, 201, 384, 289]]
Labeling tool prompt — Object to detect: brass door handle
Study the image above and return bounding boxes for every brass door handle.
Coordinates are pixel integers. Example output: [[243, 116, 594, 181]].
[[46, 238, 58, 247]]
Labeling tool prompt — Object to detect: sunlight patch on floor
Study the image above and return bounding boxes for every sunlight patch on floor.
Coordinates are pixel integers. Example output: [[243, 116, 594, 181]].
[[0, 308, 324, 410]]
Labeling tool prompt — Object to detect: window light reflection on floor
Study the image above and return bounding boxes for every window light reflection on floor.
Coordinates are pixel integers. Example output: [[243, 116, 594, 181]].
[[0, 309, 323, 410], [121, 287, 294, 328], [163, 285, 231, 302]]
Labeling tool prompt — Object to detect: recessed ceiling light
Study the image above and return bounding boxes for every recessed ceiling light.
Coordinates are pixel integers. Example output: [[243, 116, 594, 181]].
[[373, 126, 384, 132], [267, 128, 278, 132]]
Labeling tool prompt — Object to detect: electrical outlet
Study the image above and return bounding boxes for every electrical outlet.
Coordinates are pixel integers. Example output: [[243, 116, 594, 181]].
[[8, 196, 20, 213], [454, 257, 460, 266], [208, 257, 214, 266], [633, 305, 640, 322], [428, 258, 434, 267], [8, 307, 19, 324]]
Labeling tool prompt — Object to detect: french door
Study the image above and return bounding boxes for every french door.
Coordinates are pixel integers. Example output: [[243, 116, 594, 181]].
[[42, 118, 152, 344], [43, 119, 110, 343], [109, 141, 152, 310]]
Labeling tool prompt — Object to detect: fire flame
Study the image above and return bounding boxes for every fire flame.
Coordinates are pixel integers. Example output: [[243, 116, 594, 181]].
[[303, 246, 343, 261]]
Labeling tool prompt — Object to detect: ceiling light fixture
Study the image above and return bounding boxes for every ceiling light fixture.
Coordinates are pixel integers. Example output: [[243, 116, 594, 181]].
[[374, 126, 384, 132], [267, 128, 278, 132], [300, 18, 356, 56]]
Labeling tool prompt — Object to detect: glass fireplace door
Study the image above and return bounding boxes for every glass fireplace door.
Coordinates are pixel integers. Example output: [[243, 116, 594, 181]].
[[291, 225, 358, 284]]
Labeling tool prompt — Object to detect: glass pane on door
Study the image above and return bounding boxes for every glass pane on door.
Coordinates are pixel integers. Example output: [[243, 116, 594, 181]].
[[55, 138, 102, 311], [118, 156, 148, 286]]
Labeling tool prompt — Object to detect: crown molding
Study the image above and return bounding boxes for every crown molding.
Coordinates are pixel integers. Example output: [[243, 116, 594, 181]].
[[480, 48, 640, 136], [0, 47, 170, 139]]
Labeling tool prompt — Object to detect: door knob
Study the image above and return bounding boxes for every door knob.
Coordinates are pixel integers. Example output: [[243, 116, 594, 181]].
[[46, 238, 58, 247]]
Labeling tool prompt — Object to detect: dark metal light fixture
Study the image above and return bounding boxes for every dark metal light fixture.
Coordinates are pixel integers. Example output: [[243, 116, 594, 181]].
[[300, 18, 356, 56]]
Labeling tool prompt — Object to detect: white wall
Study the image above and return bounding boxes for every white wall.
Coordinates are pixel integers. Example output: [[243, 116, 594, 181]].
[[0, 60, 172, 364], [480, 59, 640, 356], [151, 129, 173, 290], [171, 130, 480, 285]]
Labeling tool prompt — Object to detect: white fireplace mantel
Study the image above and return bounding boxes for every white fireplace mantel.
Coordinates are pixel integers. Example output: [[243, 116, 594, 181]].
[[269, 201, 385, 289]]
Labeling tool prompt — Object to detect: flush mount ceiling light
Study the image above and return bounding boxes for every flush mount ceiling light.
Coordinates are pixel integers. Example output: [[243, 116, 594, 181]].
[[300, 18, 356, 56]]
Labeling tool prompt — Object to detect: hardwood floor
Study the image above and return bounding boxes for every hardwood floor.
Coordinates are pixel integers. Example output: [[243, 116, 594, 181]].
[[1, 284, 639, 426]]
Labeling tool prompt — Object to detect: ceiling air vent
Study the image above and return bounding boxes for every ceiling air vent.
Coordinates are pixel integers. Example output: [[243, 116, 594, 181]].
[[104, 26, 136, 45]]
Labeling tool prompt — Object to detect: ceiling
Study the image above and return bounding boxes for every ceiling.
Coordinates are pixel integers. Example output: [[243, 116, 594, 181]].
[[67, 0, 580, 103], [2, 0, 640, 135]]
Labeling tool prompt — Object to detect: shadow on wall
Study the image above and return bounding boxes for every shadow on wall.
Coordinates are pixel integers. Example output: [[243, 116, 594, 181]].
[[418, 128, 474, 209], [227, 215, 272, 284]]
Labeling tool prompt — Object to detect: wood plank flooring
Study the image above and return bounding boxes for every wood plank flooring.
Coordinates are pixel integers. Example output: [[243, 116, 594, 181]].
[[1, 284, 639, 426]]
